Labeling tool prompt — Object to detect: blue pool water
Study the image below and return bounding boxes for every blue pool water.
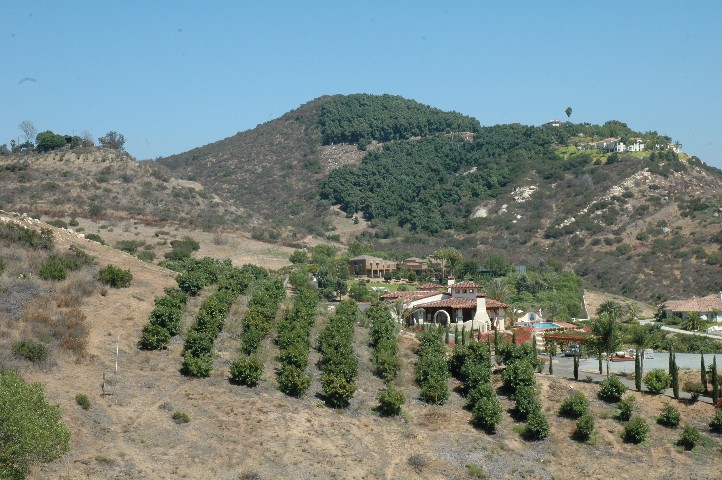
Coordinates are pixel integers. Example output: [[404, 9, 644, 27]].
[[532, 323, 560, 328]]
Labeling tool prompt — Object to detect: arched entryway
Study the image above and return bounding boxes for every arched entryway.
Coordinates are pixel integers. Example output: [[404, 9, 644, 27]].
[[433, 310, 451, 325]]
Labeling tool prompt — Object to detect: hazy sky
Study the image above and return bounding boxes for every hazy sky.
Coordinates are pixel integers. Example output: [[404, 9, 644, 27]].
[[3, 2, 721, 167]]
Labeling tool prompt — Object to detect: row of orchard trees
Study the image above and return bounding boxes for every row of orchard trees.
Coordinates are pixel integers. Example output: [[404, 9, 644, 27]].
[[367, 305, 405, 415], [276, 274, 319, 397], [228, 277, 286, 386], [318, 301, 359, 408]]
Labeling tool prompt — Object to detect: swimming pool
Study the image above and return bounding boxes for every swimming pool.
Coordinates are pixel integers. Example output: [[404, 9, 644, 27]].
[[532, 323, 560, 329]]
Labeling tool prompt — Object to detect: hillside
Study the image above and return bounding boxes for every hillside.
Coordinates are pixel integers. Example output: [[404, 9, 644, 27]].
[[0, 148, 247, 231], [155, 94, 722, 303], [2, 216, 721, 479]]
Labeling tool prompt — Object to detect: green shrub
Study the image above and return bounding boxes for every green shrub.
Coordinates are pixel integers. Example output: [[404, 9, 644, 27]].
[[559, 391, 589, 419], [683, 381, 704, 401], [461, 362, 492, 393], [229, 355, 264, 386], [149, 305, 182, 336], [0, 257, 4, 274], [48, 219, 68, 229], [136, 250, 156, 262], [709, 408, 722, 433], [644, 369, 671, 394], [171, 411, 189, 424], [0, 371, 70, 479], [75, 394, 91, 410], [617, 395, 637, 422], [277, 364, 311, 398], [321, 373, 356, 408], [447, 345, 469, 379], [573, 413, 595, 441], [598, 375, 627, 402], [98, 265, 132, 288], [466, 382, 497, 410], [657, 402, 681, 428], [69, 218, 80, 227], [677, 424, 700, 450], [0, 223, 54, 249], [137, 324, 171, 350], [524, 410, 550, 440], [377, 384, 406, 416], [501, 359, 535, 393], [513, 384, 541, 421], [183, 330, 214, 356], [623, 416, 649, 444], [472, 395, 503, 432], [39, 254, 70, 280], [85, 233, 105, 244], [12, 339, 49, 362], [278, 342, 310, 370], [180, 353, 213, 378]]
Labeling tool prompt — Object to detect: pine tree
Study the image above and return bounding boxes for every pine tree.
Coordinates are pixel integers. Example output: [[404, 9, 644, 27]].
[[701, 355, 708, 394], [634, 349, 642, 391]]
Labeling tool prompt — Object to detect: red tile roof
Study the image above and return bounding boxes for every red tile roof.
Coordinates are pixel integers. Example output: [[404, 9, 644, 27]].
[[451, 281, 481, 289], [381, 290, 440, 301], [475, 292, 488, 298], [485, 299, 508, 309], [417, 283, 444, 291], [419, 298, 477, 309], [666, 294, 722, 313]]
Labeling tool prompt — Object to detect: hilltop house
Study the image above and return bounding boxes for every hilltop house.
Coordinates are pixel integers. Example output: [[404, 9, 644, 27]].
[[664, 293, 722, 322], [348, 255, 397, 278], [579, 137, 646, 153], [382, 279, 508, 332], [348, 256, 441, 278]]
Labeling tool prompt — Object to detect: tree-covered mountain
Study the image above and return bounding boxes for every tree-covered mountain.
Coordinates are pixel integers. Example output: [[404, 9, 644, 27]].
[[122, 94, 722, 301]]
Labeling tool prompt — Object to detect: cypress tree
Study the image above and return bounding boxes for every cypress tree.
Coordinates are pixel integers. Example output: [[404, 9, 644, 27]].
[[598, 352, 603, 375], [573, 354, 579, 381], [461, 328, 466, 346], [701, 355, 708, 394], [445, 325, 450, 344], [671, 353, 679, 399], [512, 330, 517, 346], [454, 327, 460, 345], [713, 356, 720, 405], [668, 344, 675, 374], [494, 329, 499, 352], [532, 335, 538, 358], [634, 349, 641, 391]]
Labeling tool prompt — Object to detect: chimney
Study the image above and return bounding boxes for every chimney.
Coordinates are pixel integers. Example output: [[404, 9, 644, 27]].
[[447, 276, 455, 287]]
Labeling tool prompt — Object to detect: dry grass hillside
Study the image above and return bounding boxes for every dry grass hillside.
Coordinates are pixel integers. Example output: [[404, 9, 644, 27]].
[[2, 216, 721, 480], [0, 149, 248, 231]]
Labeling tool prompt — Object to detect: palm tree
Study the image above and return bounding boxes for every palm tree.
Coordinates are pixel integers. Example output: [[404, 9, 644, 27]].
[[486, 278, 511, 303], [627, 324, 652, 379], [681, 312, 704, 332], [597, 301, 624, 321], [592, 312, 623, 377], [626, 303, 642, 324]]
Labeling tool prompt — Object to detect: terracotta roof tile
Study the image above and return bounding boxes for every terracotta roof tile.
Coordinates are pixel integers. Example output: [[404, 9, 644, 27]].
[[451, 281, 481, 289], [381, 290, 440, 301], [419, 298, 477, 309], [485, 299, 508, 309], [417, 283, 443, 290], [666, 294, 722, 313]]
